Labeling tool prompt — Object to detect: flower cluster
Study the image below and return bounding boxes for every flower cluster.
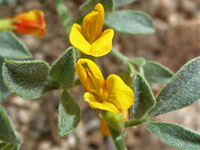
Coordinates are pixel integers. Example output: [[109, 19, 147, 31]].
[[71, 3, 134, 136], [0, 3, 134, 137], [76, 58, 134, 135]]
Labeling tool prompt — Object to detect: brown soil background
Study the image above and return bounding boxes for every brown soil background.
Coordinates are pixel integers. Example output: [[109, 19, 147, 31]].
[[1, 0, 200, 149]]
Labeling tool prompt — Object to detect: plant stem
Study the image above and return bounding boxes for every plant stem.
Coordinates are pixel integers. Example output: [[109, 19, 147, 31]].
[[108, 125, 127, 150], [0, 19, 17, 32], [124, 119, 145, 128], [111, 49, 128, 63], [53, 0, 73, 34]]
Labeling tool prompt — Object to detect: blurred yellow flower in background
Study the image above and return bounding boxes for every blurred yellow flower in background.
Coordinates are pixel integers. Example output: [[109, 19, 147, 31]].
[[10, 10, 46, 37]]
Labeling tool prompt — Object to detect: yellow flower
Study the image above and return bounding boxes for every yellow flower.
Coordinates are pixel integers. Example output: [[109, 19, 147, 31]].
[[76, 58, 134, 113], [77, 58, 134, 136], [100, 118, 110, 136], [70, 3, 114, 57]]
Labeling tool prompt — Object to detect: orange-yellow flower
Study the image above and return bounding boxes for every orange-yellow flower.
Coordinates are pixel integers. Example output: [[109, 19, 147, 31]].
[[77, 58, 133, 112], [9, 10, 46, 37], [76, 58, 134, 135], [70, 3, 114, 57]]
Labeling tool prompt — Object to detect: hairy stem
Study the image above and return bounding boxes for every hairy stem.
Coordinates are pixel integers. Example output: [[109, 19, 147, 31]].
[[111, 49, 128, 63], [124, 119, 144, 128], [108, 125, 127, 150], [53, 0, 73, 34]]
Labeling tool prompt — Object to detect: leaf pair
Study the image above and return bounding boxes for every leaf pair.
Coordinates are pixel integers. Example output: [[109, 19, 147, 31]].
[[0, 31, 32, 102], [2, 47, 76, 99], [131, 57, 200, 149], [130, 59, 174, 119], [149, 57, 200, 117], [133, 57, 200, 118], [2, 46, 81, 137]]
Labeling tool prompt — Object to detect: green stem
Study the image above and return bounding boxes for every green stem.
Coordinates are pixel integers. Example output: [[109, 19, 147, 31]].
[[108, 125, 127, 150], [124, 119, 145, 128], [111, 49, 128, 63], [0, 19, 17, 32], [53, 0, 73, 34]]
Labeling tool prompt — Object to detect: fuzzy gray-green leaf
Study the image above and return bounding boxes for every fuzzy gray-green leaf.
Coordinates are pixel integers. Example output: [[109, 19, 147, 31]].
[[2, 60, 54, 99], [58, 91, 81, 137], [0, 106, 21, 149], [131, 57, 146, 67], [0, 57, 10, 102], [105, 10, 154, 34], [132, 73, 155, 120], [114, 0, 137, 8], [50, 47, 76, 88], [0, 0, 15, 5], [0, 32, 31, 59], [80, 0, 114, 12], [149, 57, 200, 117], [143, 61, 174, 84], [146, 121, 200, 150]]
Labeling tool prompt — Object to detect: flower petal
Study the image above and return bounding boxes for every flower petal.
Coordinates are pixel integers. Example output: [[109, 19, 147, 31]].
[[106, 74, 134, 112], [82, 3, 104, 43], [12, 10, 46, 37], [100, 118, 110, 136], [91, 29, 114, 57], [84, 92, 120, 113], [69, 24, 91, 53], [76, 59, 104, 93]]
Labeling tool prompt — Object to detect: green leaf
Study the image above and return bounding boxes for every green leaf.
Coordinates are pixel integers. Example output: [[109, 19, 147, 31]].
[[143, 61, 174, 84], [105, 10, 155, 34], [146, 121, 200, 150], [0, 141, 19, 150], [38, 0, 46, 4], [130, 57, 146, 67], [80, 0, 114, 12], [132, 73, 155, 120], [58, 91, 81, 137], [53, 0, 73, 34], [149, 57, 200, 117], [0, 0, 15, 5], [0, 57, 10, 102], [0, 32, 31, 59], [2, 60, 58, 99], [50, 47, 76, 88], [0, 106, 21, 149], [114, 0, 137, 8]]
